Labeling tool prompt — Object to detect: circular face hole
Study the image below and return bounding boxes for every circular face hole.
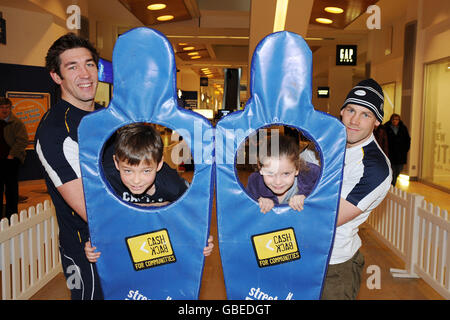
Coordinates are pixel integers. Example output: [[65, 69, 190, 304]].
[[236, 125, 321, 210], [101, 122, 193, 208]]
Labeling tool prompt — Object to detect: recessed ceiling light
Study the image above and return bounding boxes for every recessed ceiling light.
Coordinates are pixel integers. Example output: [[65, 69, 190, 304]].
[[187, 52, 200, 56], [157, 15, 174, 21], [178, 42, 188, 46], [147, 4, 166, 10], [324, 7, 344, 14], [190, 55, 201, 59], [315, 18, 333, 24], [183, 46, 195, 51]]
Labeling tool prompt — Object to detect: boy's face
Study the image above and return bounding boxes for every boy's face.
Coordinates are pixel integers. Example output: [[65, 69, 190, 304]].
[[340, 103, 380, 148], [260, 156, 299, 198], [114, 156, 163, 195]]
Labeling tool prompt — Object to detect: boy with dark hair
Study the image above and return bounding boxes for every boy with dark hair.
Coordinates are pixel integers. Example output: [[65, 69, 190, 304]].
[[85, 123, 214, 262], [107, 123, 189, 206]]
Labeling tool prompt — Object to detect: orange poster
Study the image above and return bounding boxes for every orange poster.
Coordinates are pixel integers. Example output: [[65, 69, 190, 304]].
[[6, 91, 50, 149]]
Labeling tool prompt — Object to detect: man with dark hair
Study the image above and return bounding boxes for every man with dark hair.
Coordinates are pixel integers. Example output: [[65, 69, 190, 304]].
[[35, 33, 103, 300], [321, 79, 392, 300], [0, 97, 28, 219]]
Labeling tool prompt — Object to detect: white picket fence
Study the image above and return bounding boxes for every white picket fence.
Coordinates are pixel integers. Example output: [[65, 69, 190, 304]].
[[0, 200, 61, 300], [366, 186, 450, 299]]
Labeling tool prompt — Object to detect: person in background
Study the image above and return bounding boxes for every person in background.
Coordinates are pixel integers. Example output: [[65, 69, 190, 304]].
[[385, 113, 411, 186], [373, 123, 389, 157], [0, 97, 28, 220]]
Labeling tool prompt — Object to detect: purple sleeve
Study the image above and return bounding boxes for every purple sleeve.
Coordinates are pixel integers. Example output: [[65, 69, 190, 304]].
[[297, 162, 321, 196], [246, 172, 261, 201]]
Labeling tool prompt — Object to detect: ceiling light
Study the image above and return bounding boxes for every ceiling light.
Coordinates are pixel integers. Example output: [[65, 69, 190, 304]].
[[187, 52, 200, 56], [324, 7, 344, 14], [178, 42, 188, 46], [183, 46, 195, 51], [315, 18, 333, 24], [273, 0, 289, 32], [147, 4, 167, 10], [157, 15, 174, 21], [190, 55, 201, 59]]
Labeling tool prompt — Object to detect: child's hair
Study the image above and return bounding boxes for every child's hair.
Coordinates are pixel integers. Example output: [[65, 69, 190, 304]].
[[257, 134, 307, 171], [114, 123, 163, 166]]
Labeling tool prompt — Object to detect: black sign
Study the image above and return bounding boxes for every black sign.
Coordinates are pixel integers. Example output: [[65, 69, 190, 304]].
[[0, 18, 6, 45], [317, 86, 330, 98], [336, 45, 357, 66], [200, 77, 208, 87]]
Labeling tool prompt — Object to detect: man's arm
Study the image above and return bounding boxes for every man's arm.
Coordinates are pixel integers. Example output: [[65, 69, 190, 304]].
[[57, 178, 87, 222], [336, 197, 363, 226]]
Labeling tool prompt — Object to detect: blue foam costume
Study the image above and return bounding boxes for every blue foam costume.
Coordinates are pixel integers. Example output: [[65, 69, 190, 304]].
[[78, 28, 214, 300], [215, 31, 347, 299]]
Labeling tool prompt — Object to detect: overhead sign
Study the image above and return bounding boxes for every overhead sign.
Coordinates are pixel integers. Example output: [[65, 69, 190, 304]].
[[317, 86, 330, 98], [336, 45, 357, 66]]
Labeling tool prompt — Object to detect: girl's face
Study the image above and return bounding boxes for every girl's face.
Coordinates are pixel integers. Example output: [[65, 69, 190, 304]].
[[260, 156, 299, 199]]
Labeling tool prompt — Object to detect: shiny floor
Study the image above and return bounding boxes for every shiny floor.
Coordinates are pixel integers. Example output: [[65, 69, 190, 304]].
[[7, 171, 448, 300]]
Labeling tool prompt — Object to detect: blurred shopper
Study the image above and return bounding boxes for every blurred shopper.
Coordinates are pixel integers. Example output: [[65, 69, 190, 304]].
[[385, 114, 411, 186], [0, 97, 28, 220], [374, 123, 389, 156]]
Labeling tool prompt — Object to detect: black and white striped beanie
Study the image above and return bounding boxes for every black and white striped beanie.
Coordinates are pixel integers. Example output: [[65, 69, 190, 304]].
[[341, 78, 384, 123]]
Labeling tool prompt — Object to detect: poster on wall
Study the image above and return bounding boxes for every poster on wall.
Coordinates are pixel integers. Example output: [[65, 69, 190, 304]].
[[6, 91, 50, 149]]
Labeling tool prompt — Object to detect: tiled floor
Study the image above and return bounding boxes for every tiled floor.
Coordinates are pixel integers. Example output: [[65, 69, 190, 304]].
[[6, 172, 448, 300]]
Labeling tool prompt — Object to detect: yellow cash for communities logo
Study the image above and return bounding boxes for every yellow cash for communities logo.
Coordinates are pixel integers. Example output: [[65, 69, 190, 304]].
[[251, 228, 300, 268], [126, 229, 176, 271]]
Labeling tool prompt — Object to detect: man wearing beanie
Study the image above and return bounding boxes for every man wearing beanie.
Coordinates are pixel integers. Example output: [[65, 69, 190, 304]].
[[321, 78, 392, 299]]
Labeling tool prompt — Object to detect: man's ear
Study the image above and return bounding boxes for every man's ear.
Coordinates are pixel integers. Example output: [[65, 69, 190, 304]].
[[49, 71, 63, 85]]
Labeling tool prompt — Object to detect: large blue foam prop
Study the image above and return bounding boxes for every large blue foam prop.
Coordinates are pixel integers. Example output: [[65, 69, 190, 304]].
[[78, 27, 214, 300], [215, 31, 347, 300]]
